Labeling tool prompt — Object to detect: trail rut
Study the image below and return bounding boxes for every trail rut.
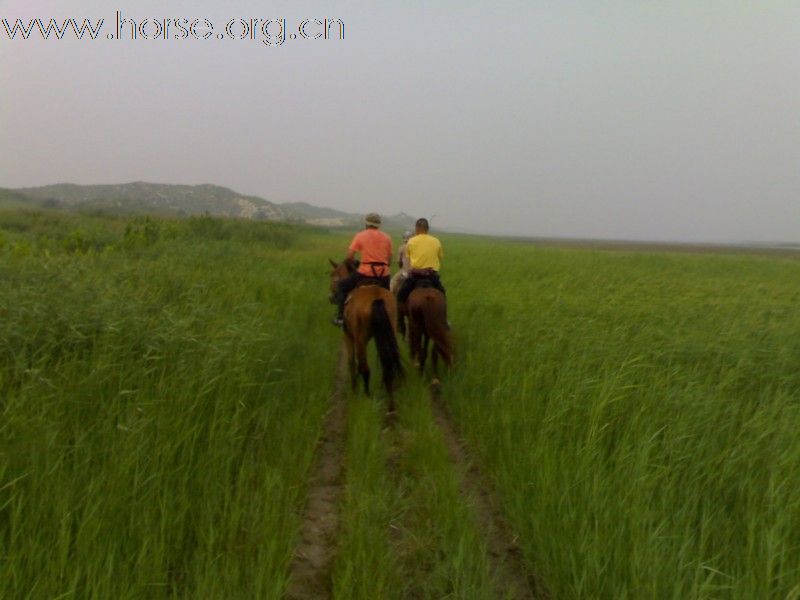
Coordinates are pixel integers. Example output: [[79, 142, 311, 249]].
[[429, 381, 547, 600], [284, 349, 348, 600]]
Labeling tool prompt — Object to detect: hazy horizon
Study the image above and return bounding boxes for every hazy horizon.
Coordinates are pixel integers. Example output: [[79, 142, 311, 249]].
[[3, 1, 799, 243]]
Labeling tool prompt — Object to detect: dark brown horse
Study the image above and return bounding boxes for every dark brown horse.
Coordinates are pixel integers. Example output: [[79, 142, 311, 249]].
[[406, 285, 453, 376], [329, 260, 404, 410]]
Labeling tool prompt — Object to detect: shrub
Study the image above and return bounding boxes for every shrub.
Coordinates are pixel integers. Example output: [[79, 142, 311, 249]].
[[124, 217, 161, 248]]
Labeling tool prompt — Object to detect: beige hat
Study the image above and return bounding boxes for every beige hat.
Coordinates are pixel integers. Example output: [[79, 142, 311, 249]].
[[364, 213, 382, 227]]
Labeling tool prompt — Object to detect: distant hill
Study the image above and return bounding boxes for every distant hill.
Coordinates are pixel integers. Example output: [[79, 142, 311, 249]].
[[282, 201, 415, 231], [0, 188, 31, 209], [9, 182, 416, 230], [282, 201, 353, 220], [11, 182, 287, 220]]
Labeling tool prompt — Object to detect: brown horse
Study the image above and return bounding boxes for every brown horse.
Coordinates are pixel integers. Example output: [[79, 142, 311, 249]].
[[329, 260, 404, 411], [406, 285, 453, 376]]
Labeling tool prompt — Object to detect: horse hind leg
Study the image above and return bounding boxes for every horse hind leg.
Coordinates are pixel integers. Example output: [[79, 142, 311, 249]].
[[386, 389, 397, 423], [409, 321, 422, 371], [345, 336, 358, 391], [362, 369, 370, 396], [356, 340, 370, 396], [398, 303, 408, 340], [420, 334, 430, 375]]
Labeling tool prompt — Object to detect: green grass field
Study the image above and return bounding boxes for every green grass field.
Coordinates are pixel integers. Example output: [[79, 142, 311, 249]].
[[2, 206, 799, 598]]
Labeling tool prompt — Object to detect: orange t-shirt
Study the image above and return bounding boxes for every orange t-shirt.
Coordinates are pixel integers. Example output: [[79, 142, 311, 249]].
[[349, 228, 392, 277]]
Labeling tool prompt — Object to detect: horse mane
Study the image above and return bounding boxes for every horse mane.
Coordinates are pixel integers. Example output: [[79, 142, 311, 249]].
[[329, 258, 359, 277], [344, 257, 360, 273]]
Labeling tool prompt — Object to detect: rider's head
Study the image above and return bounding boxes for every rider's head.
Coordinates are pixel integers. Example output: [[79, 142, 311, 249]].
[[415, 218, 429, 234], [403, 230, 413, 242], [364, 213, 381, 229]]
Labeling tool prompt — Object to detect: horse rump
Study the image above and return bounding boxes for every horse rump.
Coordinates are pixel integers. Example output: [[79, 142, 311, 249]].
[[413, 289, 453, 368]]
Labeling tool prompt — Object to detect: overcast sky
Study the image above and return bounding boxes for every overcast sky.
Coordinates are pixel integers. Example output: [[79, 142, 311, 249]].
[[2, 1, 798, 242]]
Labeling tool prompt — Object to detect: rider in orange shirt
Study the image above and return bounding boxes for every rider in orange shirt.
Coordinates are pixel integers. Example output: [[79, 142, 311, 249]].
[[333, 212, 393, 326]]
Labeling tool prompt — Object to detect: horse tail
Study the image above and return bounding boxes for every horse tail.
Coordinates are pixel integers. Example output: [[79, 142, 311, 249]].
[[423, 293, 453, 366], [370, 298, 404, 393]]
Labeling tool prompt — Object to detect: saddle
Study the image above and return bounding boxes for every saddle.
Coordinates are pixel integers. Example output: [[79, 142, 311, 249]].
[[408, 268, 438, 290], [411, 279, 435, 289], [409, 268, 436, 279], [400, 269, 443, 304], [355, 278, 385, 289], [346, 275, 389, 306]]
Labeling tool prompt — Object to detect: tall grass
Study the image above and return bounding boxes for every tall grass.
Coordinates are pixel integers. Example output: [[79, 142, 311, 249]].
[[332, 372, 498, 599], [1, 210, 338, 597], [390, 380, 497, 599], [444, 237, 800, 599], [5, 207, 800, 598], [332, 394, 401, 599]]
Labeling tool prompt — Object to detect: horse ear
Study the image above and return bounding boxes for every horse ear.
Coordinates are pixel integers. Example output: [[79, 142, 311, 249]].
[[329, 258, 338, 268]]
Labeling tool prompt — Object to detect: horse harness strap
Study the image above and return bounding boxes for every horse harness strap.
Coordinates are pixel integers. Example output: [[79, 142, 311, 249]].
[[362, 261, 389, 278], [346, 267, 390, 304]]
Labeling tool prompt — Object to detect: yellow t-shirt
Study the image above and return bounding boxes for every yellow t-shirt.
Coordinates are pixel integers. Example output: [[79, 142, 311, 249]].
[[406, 233, 442, 271]]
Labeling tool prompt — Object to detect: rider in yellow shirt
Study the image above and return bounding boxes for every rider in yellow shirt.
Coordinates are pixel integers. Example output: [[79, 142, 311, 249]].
[[397, 217, 446, 304], [407, 228, 442, 270]]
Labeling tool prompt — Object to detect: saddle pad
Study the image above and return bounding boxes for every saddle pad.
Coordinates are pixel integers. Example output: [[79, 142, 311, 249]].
[[355, 280, 383, 288]]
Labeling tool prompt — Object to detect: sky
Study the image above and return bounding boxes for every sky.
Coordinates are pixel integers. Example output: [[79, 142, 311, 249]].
[[1, 1, 798, 242]]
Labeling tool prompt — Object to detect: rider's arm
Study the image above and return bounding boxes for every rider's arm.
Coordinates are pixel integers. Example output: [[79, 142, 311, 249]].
[[346, 232, 362, 264]]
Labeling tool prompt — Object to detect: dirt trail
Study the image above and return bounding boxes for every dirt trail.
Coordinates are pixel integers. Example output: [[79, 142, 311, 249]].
[[284, 349, 348, 600], [284, 345, 546, 599], [429, 381, 547, 600]]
